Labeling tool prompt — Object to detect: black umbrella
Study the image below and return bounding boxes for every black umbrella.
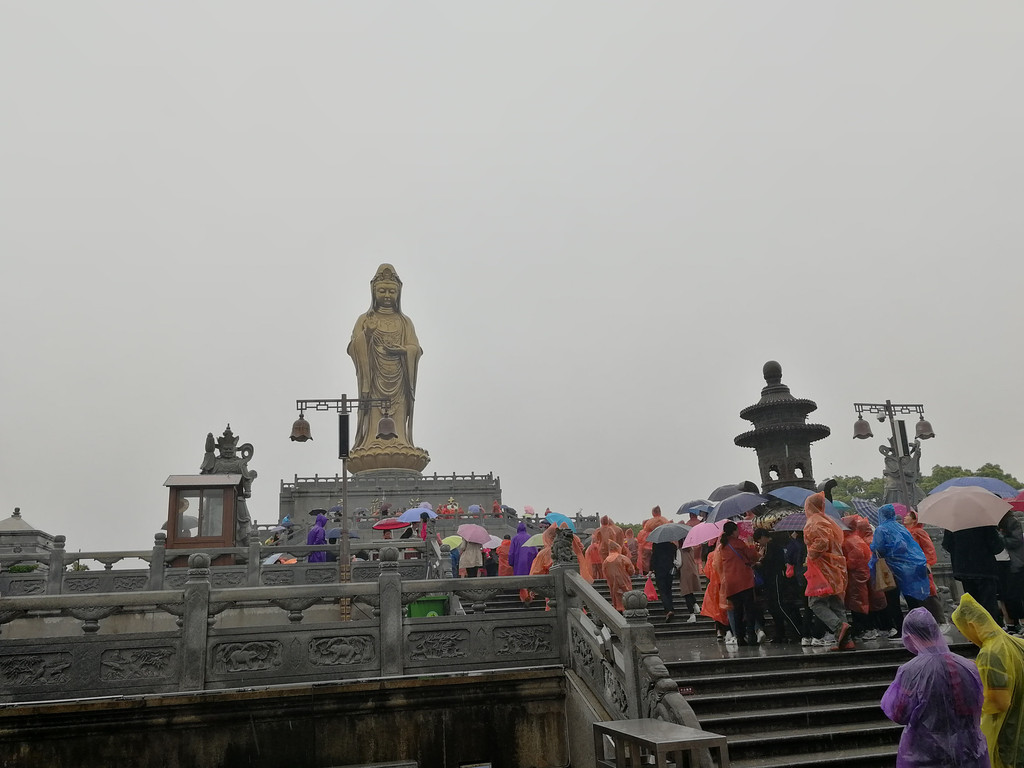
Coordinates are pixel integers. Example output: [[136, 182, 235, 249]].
[[708, 481, 760, 502], [708, 492, 769, 523], [677, 499, 715, 516], [646, 523, 692, 544]]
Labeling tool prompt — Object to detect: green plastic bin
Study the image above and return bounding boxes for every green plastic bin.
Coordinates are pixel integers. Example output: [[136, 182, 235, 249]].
[[407, 596, 448, 618]]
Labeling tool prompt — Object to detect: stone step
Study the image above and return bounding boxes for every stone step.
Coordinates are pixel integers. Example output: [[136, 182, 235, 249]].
[[730, 742, 897, 768], [724, 719, 904, 764], [676, 662, 900, 695], [685, 680, 892, 714], [697, 699, 886, 735]]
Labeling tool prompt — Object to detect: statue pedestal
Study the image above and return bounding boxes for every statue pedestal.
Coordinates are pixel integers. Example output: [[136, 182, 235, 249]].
[[347, 445, 430, 474]]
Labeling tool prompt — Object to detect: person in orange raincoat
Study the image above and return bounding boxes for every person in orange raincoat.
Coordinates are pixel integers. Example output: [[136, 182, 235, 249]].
[[638, 506, 669, 572], [623, 529, 639, 568], [529, 523, 593, 583], [604, 541, 635, 612], [585, 540, 605, 581], [593, 515, 625, 560], [496, 535, 513, 577], [803, 491, 853, 651], [904, 508, 946, 625], [841, 515, 872, 640], [701, 541, 730, 640]]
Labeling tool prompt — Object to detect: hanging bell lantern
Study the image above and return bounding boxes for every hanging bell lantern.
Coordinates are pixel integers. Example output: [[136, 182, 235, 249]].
[[376, 414, 398, 440], [852, 416, 873, 440], [915, 416, 935, 440], [290, 412, 312, 442]]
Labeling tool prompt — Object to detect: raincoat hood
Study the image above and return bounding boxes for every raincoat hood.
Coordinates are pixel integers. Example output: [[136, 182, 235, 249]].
[[953, 592, 1004, 648], [517, 522, 527, 534], [903, 607, 948, 656], [879, 504, 899, 523], [804, 492, 826, 517], [314, 513, 328, 527]]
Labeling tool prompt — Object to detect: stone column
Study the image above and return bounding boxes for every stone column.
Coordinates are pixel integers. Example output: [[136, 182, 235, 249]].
[[46, 535, 66, 595], [180, 553, 211, 692], [378, 547, 404, 677], [246, 533, 262, 587], [148, 532, 167, 591]]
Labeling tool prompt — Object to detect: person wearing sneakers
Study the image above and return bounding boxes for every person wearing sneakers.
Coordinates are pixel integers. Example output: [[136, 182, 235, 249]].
[[803, 492, 853, 651], [719, 521, 759, 645], [677, 538, 702, 623], [869, 504, 931, 640]]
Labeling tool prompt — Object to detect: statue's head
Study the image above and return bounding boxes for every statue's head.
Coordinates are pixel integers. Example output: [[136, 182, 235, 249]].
[[217, 425, 238, 458], [371, 264, 403, 312]]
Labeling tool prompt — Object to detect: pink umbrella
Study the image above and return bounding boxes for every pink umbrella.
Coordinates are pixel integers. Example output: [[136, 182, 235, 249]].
[[681, 520, 727, 548], [456, 523, 491, 545], [372, 518, 411, 531]]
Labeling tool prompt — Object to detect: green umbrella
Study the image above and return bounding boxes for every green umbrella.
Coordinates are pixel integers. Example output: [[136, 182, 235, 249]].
[[441, 535, 463, 548], [524, 533, 546, 547]]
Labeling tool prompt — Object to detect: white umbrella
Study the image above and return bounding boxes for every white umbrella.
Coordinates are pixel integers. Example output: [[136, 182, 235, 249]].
[[917, 486, 1012, 531]]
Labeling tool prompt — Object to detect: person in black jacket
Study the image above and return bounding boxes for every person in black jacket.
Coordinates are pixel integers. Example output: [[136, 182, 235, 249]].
[[942, 525, 1004, 626], [755, 529, 795, 642]]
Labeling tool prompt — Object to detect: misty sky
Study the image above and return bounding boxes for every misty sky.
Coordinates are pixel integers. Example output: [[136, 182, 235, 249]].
[[1, 4, 1021, 554]]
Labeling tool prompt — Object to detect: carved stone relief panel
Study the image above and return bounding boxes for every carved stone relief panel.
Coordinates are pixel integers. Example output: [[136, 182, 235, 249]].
[[263, 571, 295, 586], [305, 569, 337, 585], [212, 640, 282, 674], [113, 575, 148, 591], [64, 577, 101, 593], [408, 630, 468, 661], [495, 626, 552, 656], [6, 580, 45, 596], [0, 653, 73, 686], [100, 648, 176, 681], [309, 635, 376, 666]]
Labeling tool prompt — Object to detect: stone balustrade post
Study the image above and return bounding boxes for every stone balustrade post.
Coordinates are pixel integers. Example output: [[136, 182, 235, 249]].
[[439, 544, 453, 579], [621, 589, 656, 719], [46, 535, 67, 595], [378, 546, 404, 677], [247, 533, 262, 586], [550, 561, 571, 665], [180, 553, 211, 692], [148, 532, 166, 591]]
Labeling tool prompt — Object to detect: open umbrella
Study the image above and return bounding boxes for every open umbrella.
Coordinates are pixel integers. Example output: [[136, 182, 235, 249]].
[[681, 520, 727, 548], [1010, 491, 1024, 513], [325, 528, 359, 540], [677, 499, 715, 516], [485, 535, 504, 549], [772, 513, 850, 532], [545, 512, 576, 532], [372, 518, 411, 531], [708, 481, 760, 501], [709, 493, 769, 523], [524, 533, 547, 547], [831, 500, 852, 511], [397, 507, 438, 523], [767, 486, 842, 519], [851, 498, 880, 525], [646, 523, 691, 545], [917, 486, 1013, 531], [930, 476, 1020, 499], [441, 535, 463, 548], [456, 523, 491, 545]]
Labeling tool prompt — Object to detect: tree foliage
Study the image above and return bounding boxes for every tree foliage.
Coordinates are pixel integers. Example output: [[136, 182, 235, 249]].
[[831, 463, 1021, 506]]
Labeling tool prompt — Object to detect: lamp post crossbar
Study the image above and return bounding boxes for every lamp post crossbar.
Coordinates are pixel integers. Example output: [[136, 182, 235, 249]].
[[854, 402, 926, 417]]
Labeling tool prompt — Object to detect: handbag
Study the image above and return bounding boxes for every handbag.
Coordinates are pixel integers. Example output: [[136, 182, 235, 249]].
[[874, 557, 897, 592], [643, 574, 658, 601], [728, 543, 763, 587]]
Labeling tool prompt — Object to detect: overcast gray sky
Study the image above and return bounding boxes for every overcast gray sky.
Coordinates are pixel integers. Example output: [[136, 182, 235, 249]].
[[2, 3, 1021, 553]]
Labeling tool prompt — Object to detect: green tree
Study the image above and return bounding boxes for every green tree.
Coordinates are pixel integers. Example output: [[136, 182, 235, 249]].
[[832, 463, 1021, 505], [830, 475, 885, 506]]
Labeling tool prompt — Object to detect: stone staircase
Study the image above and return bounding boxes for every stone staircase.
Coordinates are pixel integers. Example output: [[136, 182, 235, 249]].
[[668, 642, 978, 768]]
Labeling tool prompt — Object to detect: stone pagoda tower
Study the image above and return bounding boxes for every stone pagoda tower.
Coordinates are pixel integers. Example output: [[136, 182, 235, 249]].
[[734, 361, 830, 493]]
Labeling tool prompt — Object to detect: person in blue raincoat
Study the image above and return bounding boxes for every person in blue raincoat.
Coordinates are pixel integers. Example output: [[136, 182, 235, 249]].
[[881, 606, 988, 768], [869, 504, 930, 636]]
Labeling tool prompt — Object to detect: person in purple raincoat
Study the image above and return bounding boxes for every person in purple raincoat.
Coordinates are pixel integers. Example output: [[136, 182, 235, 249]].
[[306, 513, 328, 563], [509, 522, 533, 576], [881, 607, 988, 768]]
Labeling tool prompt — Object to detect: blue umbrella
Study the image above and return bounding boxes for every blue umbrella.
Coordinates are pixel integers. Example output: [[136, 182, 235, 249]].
[[397, 507, 438, 523], [677, 499, 715, 516], [767, 486, 842, 519], [545, 512, 576, 533], [930, 476, 1019, 499], [709, 492, 769, 522]]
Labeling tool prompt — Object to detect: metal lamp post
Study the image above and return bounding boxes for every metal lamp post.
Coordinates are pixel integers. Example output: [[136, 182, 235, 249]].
[[290, 395, 390, 581], [853, 400, 935, 509]]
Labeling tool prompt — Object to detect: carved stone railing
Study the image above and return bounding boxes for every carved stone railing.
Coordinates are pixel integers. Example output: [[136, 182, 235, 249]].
[[0, 549, 557, 704], [0, 534, 436, 596], [560, 568, 714, 768]]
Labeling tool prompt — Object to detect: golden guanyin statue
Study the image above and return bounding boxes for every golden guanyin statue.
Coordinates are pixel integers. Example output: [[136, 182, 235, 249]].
[[346, 264, 430, 473]]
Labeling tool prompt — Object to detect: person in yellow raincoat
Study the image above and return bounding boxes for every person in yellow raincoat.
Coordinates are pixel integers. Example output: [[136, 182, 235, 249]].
[[803, 491, 853, 651], [952, 592, 1024, 768]]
